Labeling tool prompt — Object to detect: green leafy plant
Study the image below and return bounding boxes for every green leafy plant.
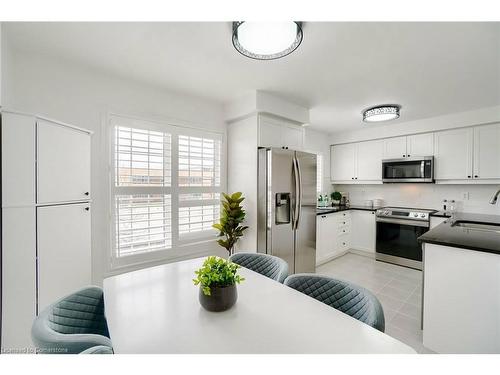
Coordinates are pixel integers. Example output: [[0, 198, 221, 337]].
[[193, 256, 245, 296], [212, 192, 249, 255], [330, 191, 342, 201]]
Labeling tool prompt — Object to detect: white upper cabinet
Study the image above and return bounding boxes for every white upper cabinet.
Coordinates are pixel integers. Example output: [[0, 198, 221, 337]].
[[434, 128, 473, 180], [331, 141, 382, 183], [37, 119, 91, 204], [1, 112, 36, 206], [331, 143, 357, 182], [258, 115, 304, 150], [473, 123, 500, 180], [357, 140, 384, 181], [383, 136, 407, 159], [383, 133, 434, 159], [407, 133, 434, 158]]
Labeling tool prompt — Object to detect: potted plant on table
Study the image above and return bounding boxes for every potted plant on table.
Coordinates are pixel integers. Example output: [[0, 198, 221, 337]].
[[212, 192, 249, 256], [193, 256, 244, 312]]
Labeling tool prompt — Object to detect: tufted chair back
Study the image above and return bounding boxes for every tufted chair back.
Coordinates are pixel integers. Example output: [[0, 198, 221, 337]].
[[32, 286, 113, 354], [229, 252, 289, 283], [284, 274, 385, 332]]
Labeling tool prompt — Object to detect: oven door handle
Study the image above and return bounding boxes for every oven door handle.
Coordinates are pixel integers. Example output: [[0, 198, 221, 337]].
[[376, 217, 429, 228]]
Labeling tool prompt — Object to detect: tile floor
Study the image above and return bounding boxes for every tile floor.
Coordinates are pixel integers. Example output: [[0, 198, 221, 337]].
[[316, 252, 434, 354]]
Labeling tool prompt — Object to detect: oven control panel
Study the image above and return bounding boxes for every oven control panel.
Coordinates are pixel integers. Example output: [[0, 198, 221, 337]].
[[376, 208, 430, 221]]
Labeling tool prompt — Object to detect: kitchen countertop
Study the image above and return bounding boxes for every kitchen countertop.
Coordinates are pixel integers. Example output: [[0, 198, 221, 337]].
[[418, 212, 500, 255], [430, 210, 453, 218], [316, 205, 378, 215]]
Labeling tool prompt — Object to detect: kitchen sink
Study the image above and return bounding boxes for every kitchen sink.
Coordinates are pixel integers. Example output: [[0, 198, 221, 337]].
[[452, 220, 500, 233]]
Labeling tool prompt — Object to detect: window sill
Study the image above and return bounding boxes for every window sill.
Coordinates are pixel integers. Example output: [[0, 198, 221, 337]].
[[105, 239, 226, 278]]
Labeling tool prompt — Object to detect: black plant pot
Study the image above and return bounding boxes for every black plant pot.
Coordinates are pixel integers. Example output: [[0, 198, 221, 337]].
[[199, 284, 238, 312]]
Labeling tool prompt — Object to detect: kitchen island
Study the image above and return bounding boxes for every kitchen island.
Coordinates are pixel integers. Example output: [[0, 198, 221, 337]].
[[418, 212, 500, 353]]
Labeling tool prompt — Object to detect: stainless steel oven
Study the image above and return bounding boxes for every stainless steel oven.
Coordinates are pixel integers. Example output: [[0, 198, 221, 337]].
[[375, 207, 436, 270], [382, 156, 434, 183]]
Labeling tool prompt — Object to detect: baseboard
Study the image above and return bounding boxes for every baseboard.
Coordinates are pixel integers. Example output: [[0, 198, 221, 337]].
[[348, 248, 376, 259], [315, 250, 349, 266]]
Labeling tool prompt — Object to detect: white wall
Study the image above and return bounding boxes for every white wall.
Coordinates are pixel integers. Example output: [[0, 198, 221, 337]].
[[303, 128, 332, 195], [2, 46, 227, 284], [328, 106, 500, 215], [340, 184, 500, 215], [330, 105, 500, 145]]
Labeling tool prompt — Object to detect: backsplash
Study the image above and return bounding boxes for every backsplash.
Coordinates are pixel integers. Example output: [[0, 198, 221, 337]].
[[335, 184, 500, 215]]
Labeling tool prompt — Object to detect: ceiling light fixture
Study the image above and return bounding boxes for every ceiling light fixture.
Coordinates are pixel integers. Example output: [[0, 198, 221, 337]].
[[232, 21, 303, 60], [362, 105, 401, 123]]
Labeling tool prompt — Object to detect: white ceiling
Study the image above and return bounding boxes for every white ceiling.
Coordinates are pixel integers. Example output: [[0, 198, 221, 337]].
[[4, 22, 500, 133]]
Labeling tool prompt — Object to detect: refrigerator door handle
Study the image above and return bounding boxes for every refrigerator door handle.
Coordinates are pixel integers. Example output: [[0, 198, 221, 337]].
[[295, 155, 303, 229], [291, 156, 299, 230]]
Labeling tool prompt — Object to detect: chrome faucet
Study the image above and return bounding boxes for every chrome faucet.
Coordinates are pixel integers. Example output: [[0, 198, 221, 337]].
[[490, 188, 500, 204]]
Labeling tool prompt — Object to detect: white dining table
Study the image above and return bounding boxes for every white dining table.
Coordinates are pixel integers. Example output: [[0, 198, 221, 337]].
[[103, 257, 416, 354]]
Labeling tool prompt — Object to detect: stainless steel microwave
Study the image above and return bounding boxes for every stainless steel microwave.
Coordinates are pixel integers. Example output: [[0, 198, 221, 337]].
[[382, 156, 434, 183]]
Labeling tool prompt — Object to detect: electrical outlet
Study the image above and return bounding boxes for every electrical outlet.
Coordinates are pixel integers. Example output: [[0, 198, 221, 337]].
[[462, 191, 469, 200]]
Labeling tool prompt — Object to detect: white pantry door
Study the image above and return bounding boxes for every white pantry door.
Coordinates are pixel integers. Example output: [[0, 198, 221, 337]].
[[37, 203, 91, 310], [37, 119, 91, 204]]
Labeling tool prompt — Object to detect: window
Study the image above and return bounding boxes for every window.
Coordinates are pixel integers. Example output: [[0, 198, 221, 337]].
[[316, 153, 323, 195], [111, 116, 224, 267]]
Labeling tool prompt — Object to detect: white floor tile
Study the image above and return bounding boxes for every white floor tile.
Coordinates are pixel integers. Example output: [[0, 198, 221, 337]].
[[316, 252, 430, 354]]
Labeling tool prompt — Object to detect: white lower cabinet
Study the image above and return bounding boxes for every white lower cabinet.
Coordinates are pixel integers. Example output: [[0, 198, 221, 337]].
[[350, 210, 376, 253], [37, 203, 92, 311], [423, 243, 500, 353], [316, 211, 351, 265]]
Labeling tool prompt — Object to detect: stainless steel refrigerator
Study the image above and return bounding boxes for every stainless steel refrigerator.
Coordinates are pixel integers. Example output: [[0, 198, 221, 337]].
[[257, 148, 317, 274]]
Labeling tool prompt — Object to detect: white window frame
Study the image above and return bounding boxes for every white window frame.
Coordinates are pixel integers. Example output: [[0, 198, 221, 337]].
[[316, 152, 323, 195], [108, 114, 225, 270]]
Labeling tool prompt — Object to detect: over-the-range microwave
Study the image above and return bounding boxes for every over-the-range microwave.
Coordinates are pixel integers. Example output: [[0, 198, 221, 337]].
[[382, 156, 434, 183]]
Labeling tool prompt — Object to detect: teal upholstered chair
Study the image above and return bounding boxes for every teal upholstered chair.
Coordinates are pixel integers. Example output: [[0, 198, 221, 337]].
[[284, 274, 385, 332], [228, 252, 289, 283], [31, 286, 112, 354], [80, 345, 114, 354]]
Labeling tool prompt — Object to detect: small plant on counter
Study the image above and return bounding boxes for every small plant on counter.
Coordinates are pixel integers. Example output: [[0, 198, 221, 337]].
[[212, 192, 249, 255], [330, 191, 342, 202], [193, 256, 245, 296]]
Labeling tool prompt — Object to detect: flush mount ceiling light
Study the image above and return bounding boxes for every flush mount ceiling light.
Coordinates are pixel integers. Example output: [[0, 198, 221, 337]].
[[362, 105, 401, 123], [232, 21, 303, 60]]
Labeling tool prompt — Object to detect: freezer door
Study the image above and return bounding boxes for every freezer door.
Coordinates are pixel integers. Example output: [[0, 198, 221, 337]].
[[294, 151, 317, 273], [257, 148, 296, 273]]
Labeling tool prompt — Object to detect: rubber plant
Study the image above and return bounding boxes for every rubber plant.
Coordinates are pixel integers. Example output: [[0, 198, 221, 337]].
[[212, 192, 249, 255]]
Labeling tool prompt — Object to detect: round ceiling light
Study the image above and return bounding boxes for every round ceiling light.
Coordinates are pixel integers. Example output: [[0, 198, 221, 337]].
[[362, 105, 401, 123], [232, 21, 303, 60]]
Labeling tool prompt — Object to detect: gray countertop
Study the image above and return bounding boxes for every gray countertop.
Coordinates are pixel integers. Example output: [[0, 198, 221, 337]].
[[418, 212, 500, 255], [316, 205, 377, 215]]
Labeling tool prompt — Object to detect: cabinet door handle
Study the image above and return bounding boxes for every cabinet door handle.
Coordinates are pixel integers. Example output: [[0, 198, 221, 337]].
[[321, 215, 326, 218], [467, 175, 471, 178], [85, 207, 90, 211], [84, 192, 90, 196], [403, 154, 406, 157], [474, 175, 478, 178], [407, 154, 411, 157]]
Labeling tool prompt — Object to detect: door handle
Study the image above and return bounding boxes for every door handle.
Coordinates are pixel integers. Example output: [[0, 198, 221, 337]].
[[84, 192, 90, 196], [85, 207, 90, 211], [291, 157, 298, 230], [294, 156, 303, 230]]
